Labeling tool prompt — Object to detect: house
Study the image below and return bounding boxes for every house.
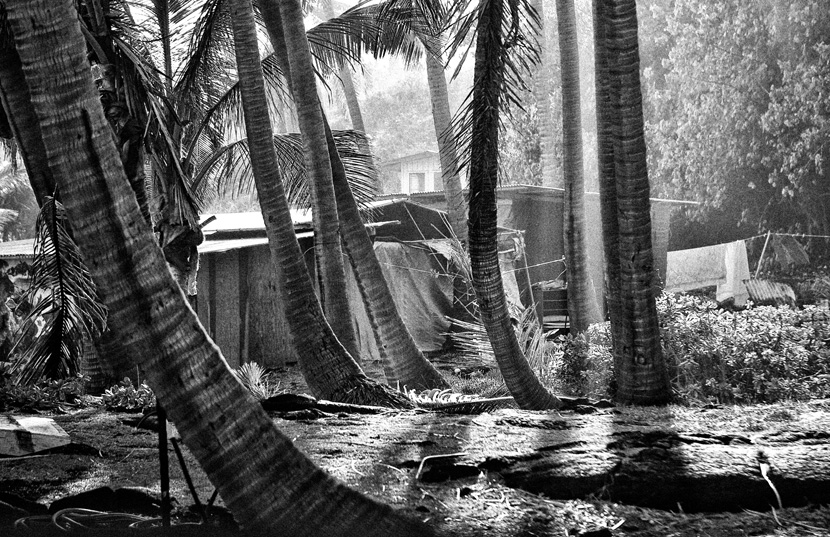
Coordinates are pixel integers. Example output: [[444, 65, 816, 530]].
[[378, 150, 443, 194]]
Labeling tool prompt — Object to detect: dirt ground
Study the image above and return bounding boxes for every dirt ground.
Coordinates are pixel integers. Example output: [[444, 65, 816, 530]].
[[2, 363, 830, 536]]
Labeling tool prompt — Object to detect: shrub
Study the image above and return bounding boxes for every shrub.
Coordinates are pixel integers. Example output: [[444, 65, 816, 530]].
[[544, 323, 613, 399], [658, 293, 830, 403], [0, 364, 90, 411], [102, 377, 156, 412]]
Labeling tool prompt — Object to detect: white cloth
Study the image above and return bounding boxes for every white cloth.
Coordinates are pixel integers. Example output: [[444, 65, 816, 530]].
[[666, 240, 750, 306]]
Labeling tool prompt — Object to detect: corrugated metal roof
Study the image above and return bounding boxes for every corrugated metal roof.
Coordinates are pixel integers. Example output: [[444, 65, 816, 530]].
[[201, 209, 313, 236], [0, 239, 35, 259]]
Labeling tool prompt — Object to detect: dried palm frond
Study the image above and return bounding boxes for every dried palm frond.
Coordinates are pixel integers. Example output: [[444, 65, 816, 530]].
[[231, 361, 282, 401], [401, 386, 514, 414], [10, 198, 107, 385]]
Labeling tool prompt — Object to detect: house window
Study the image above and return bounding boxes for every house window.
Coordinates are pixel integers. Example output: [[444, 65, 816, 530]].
[[409, 172, 426, 193]]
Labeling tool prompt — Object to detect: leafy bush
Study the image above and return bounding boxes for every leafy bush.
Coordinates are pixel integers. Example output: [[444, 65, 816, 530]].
[[0, 364, 90, 411], [544, 323, 614, 399], [102, 377, 156, 412], [547, 293, 830, 404], [658, 293, 830, 403]]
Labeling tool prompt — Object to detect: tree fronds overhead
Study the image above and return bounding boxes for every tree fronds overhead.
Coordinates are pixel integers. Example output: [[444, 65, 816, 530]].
[[445, 0, 541, 179], [307, 0, 436, 73], [191, 129, 378, 211], [10, 198, 107, 386]]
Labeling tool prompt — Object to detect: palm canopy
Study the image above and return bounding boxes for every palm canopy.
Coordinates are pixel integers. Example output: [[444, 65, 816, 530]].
[[172, 0, 442, 208], [445, 0, 541, 175]]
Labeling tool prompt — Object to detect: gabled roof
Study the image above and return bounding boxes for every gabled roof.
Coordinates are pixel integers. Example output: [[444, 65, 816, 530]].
[[378, 150, 439, 169]]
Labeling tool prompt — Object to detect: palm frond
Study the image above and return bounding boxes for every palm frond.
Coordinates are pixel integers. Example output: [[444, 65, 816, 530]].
[[191, 129, 378, 210], [446, 0, 541, 181], [10, 198, 107, 385], [306, 0, 434, 72]]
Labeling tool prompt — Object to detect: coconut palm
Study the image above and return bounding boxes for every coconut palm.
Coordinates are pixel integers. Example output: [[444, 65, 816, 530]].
[[274, 0, 360, 357], [556, 0, 600, 333], [1, 1, 433, 533], [449, 0, 562, 409], [228, 0, 412, 405], [592, 0, 669, 404], [257, 0, 448, 390]]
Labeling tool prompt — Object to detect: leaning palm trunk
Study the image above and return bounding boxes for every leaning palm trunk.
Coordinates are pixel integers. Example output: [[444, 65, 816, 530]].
[[556, 0, 601, 333], [2, 1, 427, 534], [594, 0, 670, 405], [259, 0, 447, 390], [467, 0, 560, 410], [230, 0, 407, 406], [324, 121, 449, 390], [0, 38, 53, 204], [276, 0, 359, 357], [424, 40, 467, 246]]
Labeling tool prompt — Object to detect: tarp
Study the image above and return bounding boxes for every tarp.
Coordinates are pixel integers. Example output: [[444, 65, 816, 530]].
[[666, 240, 750, 306], [351, 239, 524, 362]]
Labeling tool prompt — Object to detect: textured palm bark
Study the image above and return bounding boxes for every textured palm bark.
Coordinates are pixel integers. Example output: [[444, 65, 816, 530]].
[[424, 42, 467, 246], [592, 0, 621, 344], [276, 0, 359, 358], [0, 40, 54, 204], [3, 1, 426, 535], [469, 0, 560, 410], [594, 0, 670, 404], [556, 0, 601, 334], [230, 0, 408, 406], [260, 0, 446, 390]]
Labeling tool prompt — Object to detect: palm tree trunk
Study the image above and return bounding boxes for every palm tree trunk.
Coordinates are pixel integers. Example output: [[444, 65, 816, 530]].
[[594, 0, 670, 404], [2, 1, 428, 534], [230, 0, 407, 405], [424, 42, 467, 246], [556, 0, 601, 334], [0, 39, 54, 204], [324, 120, 449, 390], [276, 0, 359, 358], [321, 0, 366, 134], [469, 0, 561, 410], [259, 0, 447, 390], [592, 0, 621, 342]]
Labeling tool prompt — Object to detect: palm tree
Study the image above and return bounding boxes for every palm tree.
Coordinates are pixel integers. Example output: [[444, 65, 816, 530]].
[[2, 1, 433, 533], [271, 0, 361, 357], [556, 0, 600, 333], [454, 0, 562, 410], [592, 0, 669, 404], [424, 35, 467, 245], [258, 0, 448, 390], [229, 0, 411, 405]]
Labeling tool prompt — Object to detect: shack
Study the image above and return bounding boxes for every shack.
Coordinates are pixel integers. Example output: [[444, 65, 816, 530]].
[[398, 185, 694, 323], [195, 199, 526, 368]]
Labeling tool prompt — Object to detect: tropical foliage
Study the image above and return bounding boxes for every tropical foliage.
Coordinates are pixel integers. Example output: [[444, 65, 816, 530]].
[[8, 198, 106, 385], [643, 0, 830, 253]]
